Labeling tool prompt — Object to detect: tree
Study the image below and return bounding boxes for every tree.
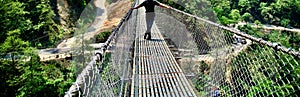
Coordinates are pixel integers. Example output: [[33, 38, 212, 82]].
[[238, 0, 251, 13], [259, 2, 276, 23], [0, 0, 88, 96], [220, 16, 236, 25], [22, 0, 64, 48], [0, 1, 30, 43], [242, 12, 252, 22], [254, 20, 262, 28], [0, 59, 19, 97], [0, 29, 30, 97], [229, 9, 241, 23], [210, 0, 231, 21], [280, 19, 291, 27], [8, 54, 45, 97], [7, 54, 74, 97], [0, 29, 29, 64]]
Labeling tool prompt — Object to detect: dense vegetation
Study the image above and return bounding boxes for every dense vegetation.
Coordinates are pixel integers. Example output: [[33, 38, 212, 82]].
[[158, 0, 300, 49], [209, 0, 300, 28], [210, 0, 300, 49], [95, 31, 112, 43], [0, 0, 91, 96]]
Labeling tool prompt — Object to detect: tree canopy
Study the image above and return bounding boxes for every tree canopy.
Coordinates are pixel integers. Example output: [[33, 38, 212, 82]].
[[0, 0, 89, 96]]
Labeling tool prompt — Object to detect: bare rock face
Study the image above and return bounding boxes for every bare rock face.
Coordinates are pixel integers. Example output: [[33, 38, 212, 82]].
[[54, 0, 72, 32], [99, 0, 132, 32], [55, 0, 133, 48]]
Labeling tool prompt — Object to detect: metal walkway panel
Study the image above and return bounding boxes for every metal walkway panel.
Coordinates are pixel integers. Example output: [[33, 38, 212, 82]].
[[130, 5, 196, 97]]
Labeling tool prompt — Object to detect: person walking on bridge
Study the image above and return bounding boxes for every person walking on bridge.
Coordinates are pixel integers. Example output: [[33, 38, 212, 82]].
[[133, 0, 170, 40]]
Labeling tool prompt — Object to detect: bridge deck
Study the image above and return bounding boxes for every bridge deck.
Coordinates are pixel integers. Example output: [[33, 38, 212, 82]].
[[130, 9, 196, 97]]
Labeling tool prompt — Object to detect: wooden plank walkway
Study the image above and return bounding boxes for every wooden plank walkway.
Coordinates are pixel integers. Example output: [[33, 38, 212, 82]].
[[130, 5, 197, 97]]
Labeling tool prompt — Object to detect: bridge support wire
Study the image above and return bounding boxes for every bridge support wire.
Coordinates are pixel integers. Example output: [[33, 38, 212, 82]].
[[64, 1, 137, 96], [155, 5, 300, 97]]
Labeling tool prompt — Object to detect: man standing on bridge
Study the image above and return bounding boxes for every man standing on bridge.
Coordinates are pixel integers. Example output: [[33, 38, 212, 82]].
[[132, 0, 170, 40]]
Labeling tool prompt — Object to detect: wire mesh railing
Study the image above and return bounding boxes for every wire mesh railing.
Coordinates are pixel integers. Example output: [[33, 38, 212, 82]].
[[64, 0, 137, 96], [88, 2, 138, 96], [155, 6, 300, 97]]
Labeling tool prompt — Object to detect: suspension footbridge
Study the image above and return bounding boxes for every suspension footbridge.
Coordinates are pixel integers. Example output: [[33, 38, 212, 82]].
[[65, 0, 300, 97]]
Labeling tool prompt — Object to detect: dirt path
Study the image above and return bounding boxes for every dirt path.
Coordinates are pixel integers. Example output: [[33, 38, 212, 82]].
[[56, 0, 132, 49], [235, 22, 300, 35], [100, 0, 133, 32], [57, 0, 107, 48]]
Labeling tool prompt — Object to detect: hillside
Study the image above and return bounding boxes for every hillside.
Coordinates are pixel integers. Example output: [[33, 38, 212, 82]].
[[56, 0, 132, 48]]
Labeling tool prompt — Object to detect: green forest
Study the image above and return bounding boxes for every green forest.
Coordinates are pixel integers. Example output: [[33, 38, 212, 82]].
[[158, 0, 300, 50], [1, 0, 299, 96], [0, 0, 90, 97]]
